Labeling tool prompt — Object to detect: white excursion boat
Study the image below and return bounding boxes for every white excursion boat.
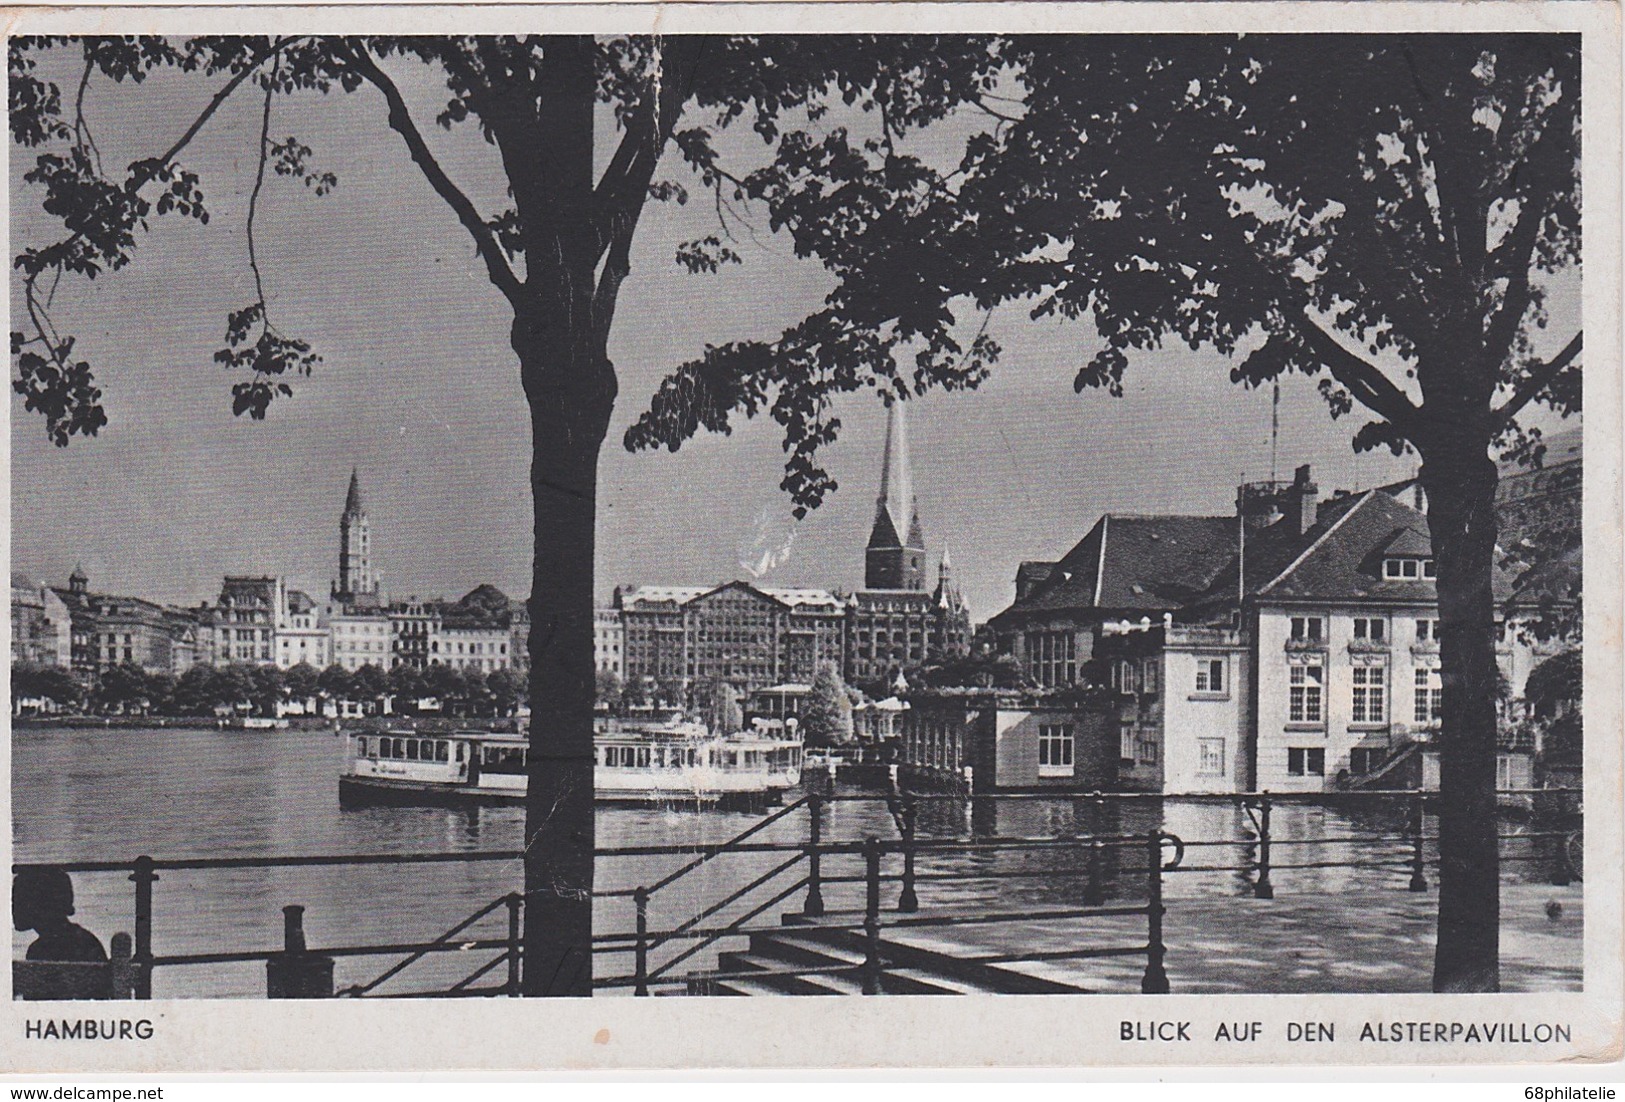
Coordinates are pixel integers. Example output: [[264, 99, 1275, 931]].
[[338, 720, 803, 809]]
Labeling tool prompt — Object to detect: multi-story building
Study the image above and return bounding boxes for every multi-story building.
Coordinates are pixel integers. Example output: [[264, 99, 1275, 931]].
[[329, 609, 392, 671], [275, 589, 330, 669], [618, 582, 846, 695], [212, 576, 283, 664], [12, 576, 73, 667], [1016, 464, 1572, 794], [389, 597, 440, 670], [432, 585, 515, 673], [50, 566, 195, 675], [594, 607, 624, 678]]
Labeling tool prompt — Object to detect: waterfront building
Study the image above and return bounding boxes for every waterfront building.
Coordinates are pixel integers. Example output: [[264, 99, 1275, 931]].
[[275, 589, 330, 670], [432, 585, 514, 673], [11, 576, 73, 667], [389, 596, 439, 670], [901, 688, 1117, 793], [509, 598, 530, 674], [331, 468, 382, 608], [50, 566, 190, 675], [213, 576, 283, 664], [329, 608, 392, 671], [1001, 464, 1571, 794], [617, 582, 846, 695], [594, 607, 624, 679]]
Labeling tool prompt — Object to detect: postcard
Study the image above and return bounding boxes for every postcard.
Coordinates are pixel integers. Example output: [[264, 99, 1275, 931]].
[[4, 1, 1620, 1071]]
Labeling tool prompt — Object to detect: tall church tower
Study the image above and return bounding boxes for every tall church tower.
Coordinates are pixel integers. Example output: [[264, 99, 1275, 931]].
[[332, 468, 378, 605], [865, 403, 927, 591]]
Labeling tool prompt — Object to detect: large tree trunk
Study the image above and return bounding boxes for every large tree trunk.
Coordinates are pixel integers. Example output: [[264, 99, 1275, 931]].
[[1420, 430, 1502, 992], [515, 304, 616, 997]]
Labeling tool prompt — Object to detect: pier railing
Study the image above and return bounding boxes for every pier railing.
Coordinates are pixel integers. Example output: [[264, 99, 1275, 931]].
[[14, 787, 1580, 998]]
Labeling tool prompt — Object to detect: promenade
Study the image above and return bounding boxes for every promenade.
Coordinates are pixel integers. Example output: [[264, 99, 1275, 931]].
[[878, 882, 1585, 994]]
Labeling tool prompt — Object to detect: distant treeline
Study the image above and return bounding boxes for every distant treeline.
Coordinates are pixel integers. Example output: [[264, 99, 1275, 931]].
[[12, 660, 527, 719]]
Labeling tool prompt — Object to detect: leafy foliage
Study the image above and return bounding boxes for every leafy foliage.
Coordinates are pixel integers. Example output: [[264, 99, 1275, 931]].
[[800, 661, 855, 747]]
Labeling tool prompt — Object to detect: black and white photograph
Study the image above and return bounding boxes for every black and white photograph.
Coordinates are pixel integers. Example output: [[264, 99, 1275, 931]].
[[4, 4, 1618, 1072]]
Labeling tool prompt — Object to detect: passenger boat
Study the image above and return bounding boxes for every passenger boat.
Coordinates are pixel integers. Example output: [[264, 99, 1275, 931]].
[[338, 720, 803, 809]]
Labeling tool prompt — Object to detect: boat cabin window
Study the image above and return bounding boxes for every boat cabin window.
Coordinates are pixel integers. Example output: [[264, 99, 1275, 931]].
[[481, 745, 527, 773], [355, 736, 369, 758]]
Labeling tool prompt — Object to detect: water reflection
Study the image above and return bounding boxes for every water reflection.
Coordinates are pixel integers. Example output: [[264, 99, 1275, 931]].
[[12, 727, 1567, 997]]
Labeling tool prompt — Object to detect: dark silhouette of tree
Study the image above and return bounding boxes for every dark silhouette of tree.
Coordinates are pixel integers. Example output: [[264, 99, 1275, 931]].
[[214, 663, 257, 712], [248, 663, 284, 716], [284, 661, 321, 706], [387, 663, 425, 713], [174, 664, 220, 716], [351, 663, 389, 710], [95, 662, 150, 713], [1524, 648, 1581, 769], [911, 650, 1028, 690], [487, 668, 526, 716], [12, 662, 84, 711], [145, 670, 178, 714], [635, 35, 1580, 993], [316, 663, 353, 705], [593, 668, 624, 714], [800, 662, 855, 748]]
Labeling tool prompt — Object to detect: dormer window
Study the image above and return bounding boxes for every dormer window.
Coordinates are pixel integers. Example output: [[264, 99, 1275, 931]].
[[1383, 557, 1434, 580]]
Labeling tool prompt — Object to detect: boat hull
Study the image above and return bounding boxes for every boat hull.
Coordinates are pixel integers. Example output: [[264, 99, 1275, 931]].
[[339, 774, 788, 811]]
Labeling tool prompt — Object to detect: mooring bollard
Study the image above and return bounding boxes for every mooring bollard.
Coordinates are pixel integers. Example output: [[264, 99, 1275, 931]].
[[1141, 831, 1170, 994], [266, 904, 335, 999], [1254, 792, 1275, 900], [862, 836, 882, 995], [804, 793, 826, 917], [898, 797, 920, 913], [1409, 790, 1429, 892], [633, 886, 650, 996], [129, 856, 156, 1000]]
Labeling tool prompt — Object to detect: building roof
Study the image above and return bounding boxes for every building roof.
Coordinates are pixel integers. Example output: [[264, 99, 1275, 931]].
[[620, 582, 842, 611], [991, 514, 1239, 624]]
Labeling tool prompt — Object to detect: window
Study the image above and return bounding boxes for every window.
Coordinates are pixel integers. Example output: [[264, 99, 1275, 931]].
[[1198, 738, 1226, 777], [1037, 724, 1074, 776], [1141, 660, 1159, 695], [1352, 665, 1387, 723], [1136, 737, 1159, 764], [1194, 658, 1225, 695], [1288, 747, 1326, 776], [1496, 755, 1514, 791], [1290, 616, 1325, 642], [1349, 747, 1382, 775], [1289, 661, 1324, 723], [1415, 618, 1441, 642], [1414, 667, 1443, 724], [1353, 618, 1386, 642], [1383, 557, 1433, 579], [1120, 725, 1135, 762], [1113, 660, 1139, 694], [1029, 631, 1076, 687]]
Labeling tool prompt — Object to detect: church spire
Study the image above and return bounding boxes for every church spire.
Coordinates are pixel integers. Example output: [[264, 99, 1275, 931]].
[[865, 403, 927, 590], [343, 467, 365, 519]]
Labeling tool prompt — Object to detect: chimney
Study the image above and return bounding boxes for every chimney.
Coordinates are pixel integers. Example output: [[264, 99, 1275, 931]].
[[1289, 464, 1319, 536]]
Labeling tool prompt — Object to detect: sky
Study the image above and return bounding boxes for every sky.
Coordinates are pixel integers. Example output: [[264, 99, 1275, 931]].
[[9, 45, 1580, 624]]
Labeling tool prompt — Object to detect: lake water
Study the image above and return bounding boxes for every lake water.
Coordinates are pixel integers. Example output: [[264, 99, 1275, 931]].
[[12, 726, 1564, 997]]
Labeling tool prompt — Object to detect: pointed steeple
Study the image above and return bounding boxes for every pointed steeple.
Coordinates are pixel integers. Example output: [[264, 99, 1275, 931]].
[[865, 403, 927, 590], [343, 467, 366, 519]]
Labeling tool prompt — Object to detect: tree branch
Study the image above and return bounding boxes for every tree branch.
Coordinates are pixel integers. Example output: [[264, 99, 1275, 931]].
[[139, 38, 301, 185], [343, 40, 524, 304], [1289, 306, 1421, 433], [1495, 331, 1582, 428]]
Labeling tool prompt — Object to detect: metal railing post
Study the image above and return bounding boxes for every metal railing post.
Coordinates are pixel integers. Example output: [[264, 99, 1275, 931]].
[[803, 793, 826, 917], [1141, 831, 1170, 994], [505, 892, 523, 996], [898, 796, 920, 913], [633, 886, 650, 996], [1083, 838, 1107, 906], [862, 836, 882, 995], [1409, 790, 1429, 892], [1254, 792, 1275, 900], [130, 856, 156, 1000]]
